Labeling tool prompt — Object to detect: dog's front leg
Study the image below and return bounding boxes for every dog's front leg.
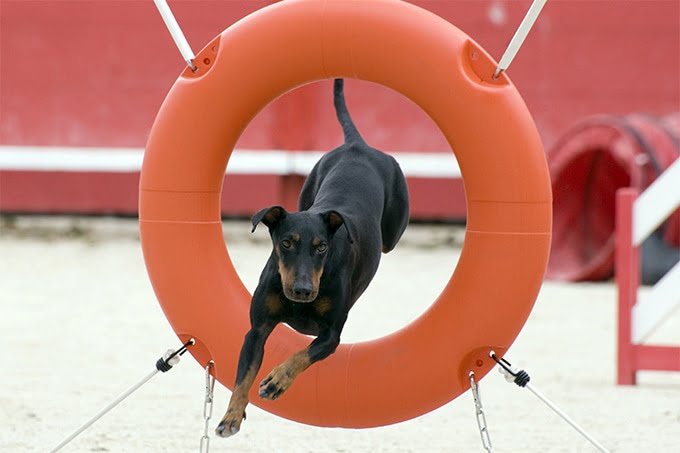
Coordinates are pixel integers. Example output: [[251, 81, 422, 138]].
[[259, 319, 345, 400], [216, 322, 274, 437]]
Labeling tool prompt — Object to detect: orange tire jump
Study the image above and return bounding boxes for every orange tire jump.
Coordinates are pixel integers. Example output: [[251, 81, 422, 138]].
[[139, 0, 552, 428]]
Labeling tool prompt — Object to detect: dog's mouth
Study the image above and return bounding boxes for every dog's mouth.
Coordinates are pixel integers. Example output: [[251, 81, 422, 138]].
[[283, 287, 318, 303]]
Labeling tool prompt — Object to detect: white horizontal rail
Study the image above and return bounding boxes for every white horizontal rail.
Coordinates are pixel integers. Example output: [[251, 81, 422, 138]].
[[633, 261, 680, 343], [633, 158, 680, 246], [0, 146, 461, 178], [0, 147, 144, 172]]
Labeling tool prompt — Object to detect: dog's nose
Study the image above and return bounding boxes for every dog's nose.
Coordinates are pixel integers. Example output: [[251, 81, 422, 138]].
[[293, 283, 313, 299]]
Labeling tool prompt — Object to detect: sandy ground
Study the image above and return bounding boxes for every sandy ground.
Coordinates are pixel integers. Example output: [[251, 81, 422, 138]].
[[1, 216, 679, 453]]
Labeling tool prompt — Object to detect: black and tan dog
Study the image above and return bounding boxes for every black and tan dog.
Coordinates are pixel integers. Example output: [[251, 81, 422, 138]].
[[215, 79, 409, 437]]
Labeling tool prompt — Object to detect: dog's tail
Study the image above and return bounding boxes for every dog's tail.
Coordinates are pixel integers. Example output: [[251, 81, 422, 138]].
[[334, 78, 365, 145]]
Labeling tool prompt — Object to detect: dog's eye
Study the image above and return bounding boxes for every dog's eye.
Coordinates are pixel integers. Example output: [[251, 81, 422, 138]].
[[281, 239, 292, 249], [317, 243, 328, 253]]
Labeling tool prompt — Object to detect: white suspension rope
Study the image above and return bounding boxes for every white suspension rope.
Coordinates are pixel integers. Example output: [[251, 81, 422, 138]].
[[524, 382, 610, 453], [494, 0, 548, 78], [492, 353, 611, 453], [49, 368, 162, 453], [153, 0, 197, 71], [49, 341, 192, 452]]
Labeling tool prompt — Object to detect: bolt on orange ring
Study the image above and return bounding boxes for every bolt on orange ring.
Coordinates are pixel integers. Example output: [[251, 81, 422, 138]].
[[139, 0, 552, 429]]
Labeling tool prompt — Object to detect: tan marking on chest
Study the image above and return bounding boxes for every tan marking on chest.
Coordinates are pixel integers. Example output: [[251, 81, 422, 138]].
[[314, 297, 333, 316], [265, 294, 283, 315]]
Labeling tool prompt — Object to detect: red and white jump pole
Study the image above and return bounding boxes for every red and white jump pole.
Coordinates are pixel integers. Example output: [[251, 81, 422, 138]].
[[616, 158, 680, 385]]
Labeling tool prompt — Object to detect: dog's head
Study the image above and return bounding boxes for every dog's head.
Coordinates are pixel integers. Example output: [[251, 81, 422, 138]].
[[252, 206, 354, 303]]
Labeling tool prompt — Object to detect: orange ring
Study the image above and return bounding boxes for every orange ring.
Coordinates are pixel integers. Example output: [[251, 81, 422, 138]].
[[140, 0, 551, 428]]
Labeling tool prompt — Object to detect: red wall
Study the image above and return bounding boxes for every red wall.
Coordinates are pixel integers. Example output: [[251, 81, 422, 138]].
[[1, 0, 678, 217]]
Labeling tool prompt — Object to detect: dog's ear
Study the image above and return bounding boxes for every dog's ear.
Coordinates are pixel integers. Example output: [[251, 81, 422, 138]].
[[252, 206, 287, 232], [323, 210, 355, 244]]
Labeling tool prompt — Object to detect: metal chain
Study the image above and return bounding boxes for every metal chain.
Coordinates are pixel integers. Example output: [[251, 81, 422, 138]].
[[469, 372, 493, 452], [200, 361, 216, 453]]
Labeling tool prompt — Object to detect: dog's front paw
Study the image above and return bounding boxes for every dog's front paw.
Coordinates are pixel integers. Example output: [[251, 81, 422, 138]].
[[259, 365, 294, 400], [215, 409, 246, 438]]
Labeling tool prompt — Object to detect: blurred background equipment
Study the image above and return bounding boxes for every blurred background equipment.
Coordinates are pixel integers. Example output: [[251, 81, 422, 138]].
[[547, 114, 679, 285]]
